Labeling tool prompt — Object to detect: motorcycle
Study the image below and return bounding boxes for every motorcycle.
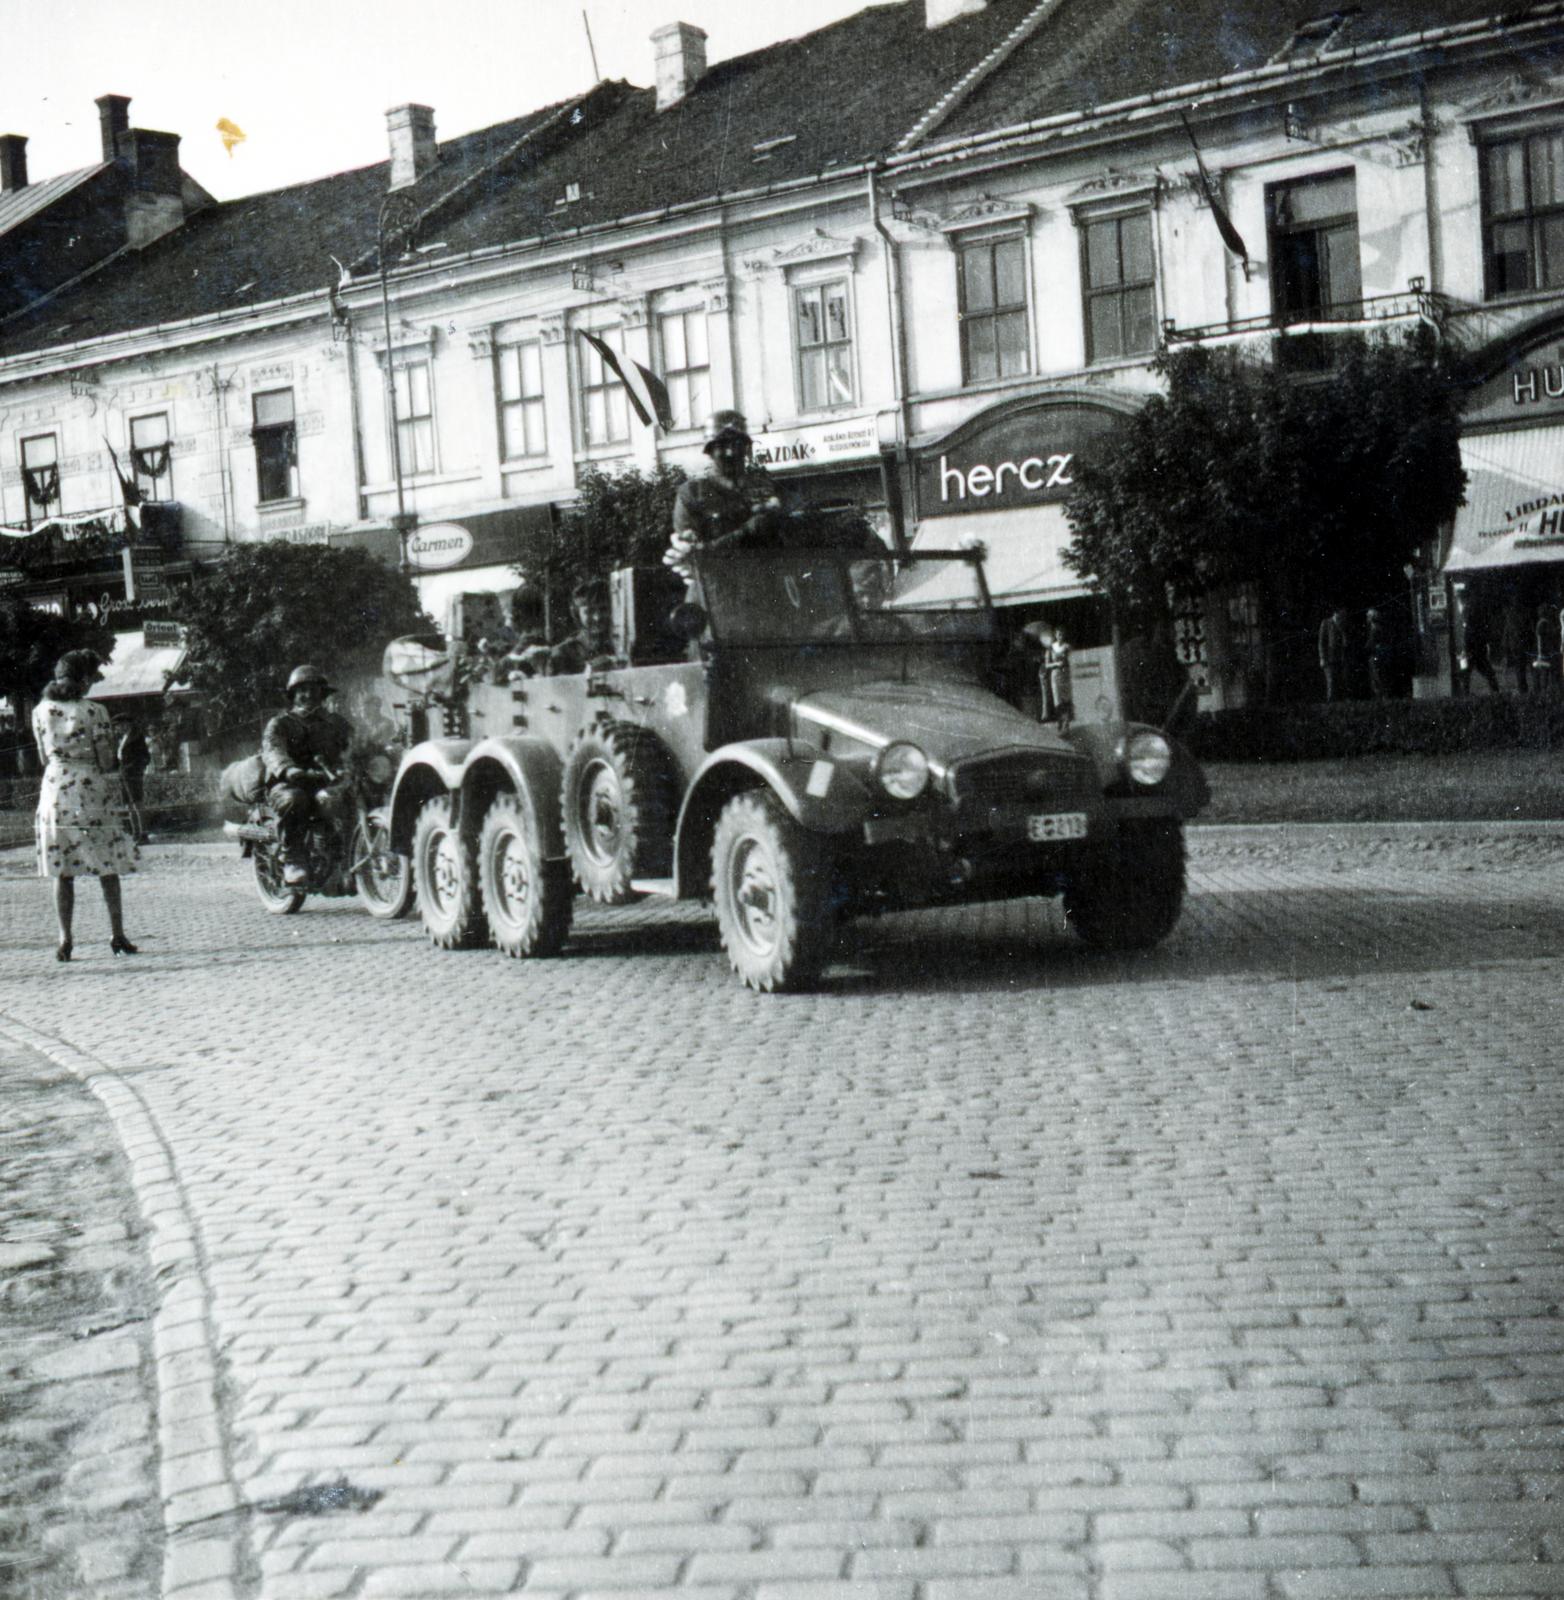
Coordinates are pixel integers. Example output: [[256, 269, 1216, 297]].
[[222, 751, 413, 919]]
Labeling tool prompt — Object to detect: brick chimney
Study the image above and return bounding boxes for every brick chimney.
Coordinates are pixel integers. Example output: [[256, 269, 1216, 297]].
[[0, 134, 27, 192], [652, 22, 708, 111], [386, 103, 437, 190], [96, 93, 131, 161], [926, 0, 987, 25]]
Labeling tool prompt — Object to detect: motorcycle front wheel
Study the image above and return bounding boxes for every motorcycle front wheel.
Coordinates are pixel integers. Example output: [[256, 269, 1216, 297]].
[[253, 847, 305, 915], [352, 816, 414, 920]]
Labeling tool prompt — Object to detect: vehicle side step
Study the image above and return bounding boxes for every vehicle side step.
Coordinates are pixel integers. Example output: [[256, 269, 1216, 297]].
[[629, 877, 676, 899]]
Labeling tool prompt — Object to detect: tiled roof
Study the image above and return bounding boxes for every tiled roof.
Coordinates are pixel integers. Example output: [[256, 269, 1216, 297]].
[[0, 163, 109, 236], [0, 93, 608, 357], [927, 0, 1555, 145]]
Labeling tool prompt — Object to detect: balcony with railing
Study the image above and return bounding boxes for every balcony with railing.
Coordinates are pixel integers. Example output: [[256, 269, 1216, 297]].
[[1162, 281, 1456, 366]]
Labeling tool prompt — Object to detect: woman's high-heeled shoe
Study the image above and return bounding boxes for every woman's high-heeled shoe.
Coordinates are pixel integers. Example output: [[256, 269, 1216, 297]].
[[109, 936, 138, 956], [55, 940, 72, 963]]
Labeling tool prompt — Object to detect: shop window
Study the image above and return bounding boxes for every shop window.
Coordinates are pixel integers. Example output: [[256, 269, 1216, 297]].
[[392, 361, 436, 476], [577, 327, 630, 447], [957, 233, 1030, 385], [253, 390, 298, 504], [1482, 128, 1564, 297], [21, 433, 60, 526], [1267, 170, 1361, 320], [130, 412, 172, 501], [658, 309, 710, 432], [794, 280, 856, 411], [1081, 211, 1157, 364], [498, 341, 547, 461]]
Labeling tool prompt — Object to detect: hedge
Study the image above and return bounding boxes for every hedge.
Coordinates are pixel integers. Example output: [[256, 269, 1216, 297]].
[[1189, 695, 1564, 762], [0, 766, 221, 818]]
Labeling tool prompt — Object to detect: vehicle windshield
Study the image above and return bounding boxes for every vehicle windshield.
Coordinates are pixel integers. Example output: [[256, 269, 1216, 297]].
[[696, 550, 993, 646]]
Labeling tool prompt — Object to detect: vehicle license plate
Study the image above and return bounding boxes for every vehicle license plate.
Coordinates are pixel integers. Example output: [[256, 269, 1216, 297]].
[[1027, 811, 1087, 842]]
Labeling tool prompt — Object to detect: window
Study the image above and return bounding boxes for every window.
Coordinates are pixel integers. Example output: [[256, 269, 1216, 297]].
[[497, 341, 547, 460], [577, 328, 629, 447], [1082, 211, 1157, 363], [252, 390, 298, 503], [658, 309, 709, 431], [21, 433, 59, 526], [957, 234, 1030, 384], [1267, 170, 1361, 319], [794, 280, 856, 410], [130, 412, 172, 500], [392, 362, 436, 477], [1482, 128, 1564, 297]]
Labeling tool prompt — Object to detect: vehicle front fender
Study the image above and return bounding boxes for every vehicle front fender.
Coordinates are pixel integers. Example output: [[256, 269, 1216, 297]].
[[673, 739, 871, 898], [1066, 722, 1210, 817], [457, 736, 567, 859], [387, 740, 472, 853]]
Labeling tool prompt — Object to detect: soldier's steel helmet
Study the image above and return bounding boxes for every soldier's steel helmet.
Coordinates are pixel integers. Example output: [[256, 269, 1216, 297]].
[[702, 409, 750, 451], [286, 663, 332, 695]]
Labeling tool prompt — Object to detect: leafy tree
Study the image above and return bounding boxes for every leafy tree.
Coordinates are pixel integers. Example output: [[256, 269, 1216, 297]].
[[0, 593, 113, 729], [1064, 331, 1469, 696], [515, 463, 689, 631], [166, 541, 431, 749]]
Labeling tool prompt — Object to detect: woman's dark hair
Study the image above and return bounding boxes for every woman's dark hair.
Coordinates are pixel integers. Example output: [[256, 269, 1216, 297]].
[[43, 649, 102, 701]]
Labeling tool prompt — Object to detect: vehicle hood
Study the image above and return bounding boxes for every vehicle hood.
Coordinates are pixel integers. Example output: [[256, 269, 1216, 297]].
[[791, 678, 1076, 773]]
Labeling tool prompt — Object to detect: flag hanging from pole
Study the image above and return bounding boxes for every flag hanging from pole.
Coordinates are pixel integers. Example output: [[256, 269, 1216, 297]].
[[579, 330, 674, 431], [1179, 110, 1249, 267]]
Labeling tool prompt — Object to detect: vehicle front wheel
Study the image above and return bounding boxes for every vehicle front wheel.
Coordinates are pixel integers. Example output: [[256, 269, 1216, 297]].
[[478, 792, 573, 958], [1063, 818, 1185, 951], [352, 815, 414, 920], [411, 795, 487, 950], [711, 790, 834, 993], [253, 847, 304, 915]]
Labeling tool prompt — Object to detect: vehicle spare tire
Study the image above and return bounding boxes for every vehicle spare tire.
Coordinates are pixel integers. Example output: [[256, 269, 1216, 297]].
[[560, 723, 676, 904]]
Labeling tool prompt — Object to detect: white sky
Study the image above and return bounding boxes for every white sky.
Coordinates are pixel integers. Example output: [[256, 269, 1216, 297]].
[[2, 0, 882, 203]]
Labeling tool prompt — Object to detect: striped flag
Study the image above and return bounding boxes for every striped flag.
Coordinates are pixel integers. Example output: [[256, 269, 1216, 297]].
[[580, 330, 674, 431], [1180, 110, 1249, 267]]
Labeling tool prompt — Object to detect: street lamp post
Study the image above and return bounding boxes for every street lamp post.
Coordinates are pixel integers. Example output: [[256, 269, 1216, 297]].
[[377, 194, 419, 572]]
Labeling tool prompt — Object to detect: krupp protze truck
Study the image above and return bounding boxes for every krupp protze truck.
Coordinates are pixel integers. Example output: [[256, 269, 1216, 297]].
[[382, 540, 1208, 992]]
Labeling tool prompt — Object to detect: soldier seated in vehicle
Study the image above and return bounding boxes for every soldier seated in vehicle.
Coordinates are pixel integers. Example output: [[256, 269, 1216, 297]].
[[546, 580, 622, 675], [260, 664, 356, 884]]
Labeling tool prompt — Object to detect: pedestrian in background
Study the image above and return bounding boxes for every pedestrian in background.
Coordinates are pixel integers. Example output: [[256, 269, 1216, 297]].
[[31, 650, 141, 962], [1318, 608, 1348, 701], [1460, 598, 1500, 695], [1500, 599, 1530, 695], [1536, 604, 1563, 694], [113, 712, 151, 840]]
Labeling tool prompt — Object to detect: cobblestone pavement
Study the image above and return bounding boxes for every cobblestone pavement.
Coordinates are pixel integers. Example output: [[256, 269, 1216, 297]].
[[1, 825, 1562, 1600]]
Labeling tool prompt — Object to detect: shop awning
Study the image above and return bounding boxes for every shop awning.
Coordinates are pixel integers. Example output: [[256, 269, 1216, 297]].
[[1445, 427, 1564, 572], [903, 504, 1093, 605], [86, 630, 184, 700]]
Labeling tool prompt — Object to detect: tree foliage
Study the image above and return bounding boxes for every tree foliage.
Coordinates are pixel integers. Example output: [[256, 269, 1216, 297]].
[[515, 463, 689, 624], [0, 594, 113, 721], [166, 541, 431, 745], [1064, 333, 1470, 640]]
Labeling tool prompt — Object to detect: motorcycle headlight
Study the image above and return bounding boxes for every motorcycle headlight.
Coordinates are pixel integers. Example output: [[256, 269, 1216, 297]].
[[1125, 730, 1172, 787], [876, 741, 930, 801], [364, 753, 393, 784]]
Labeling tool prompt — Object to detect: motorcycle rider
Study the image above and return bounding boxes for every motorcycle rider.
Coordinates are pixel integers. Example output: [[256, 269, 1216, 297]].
[[664, 409, 783, 587], [261, 664, 356, 885]]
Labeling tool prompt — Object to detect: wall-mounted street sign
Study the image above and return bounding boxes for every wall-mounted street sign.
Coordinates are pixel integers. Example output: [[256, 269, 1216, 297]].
[[914, 396, 1130, 517]]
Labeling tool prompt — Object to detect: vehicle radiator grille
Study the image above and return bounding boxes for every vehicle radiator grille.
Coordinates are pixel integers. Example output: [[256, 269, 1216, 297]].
[[950, 753, 1098, 819]]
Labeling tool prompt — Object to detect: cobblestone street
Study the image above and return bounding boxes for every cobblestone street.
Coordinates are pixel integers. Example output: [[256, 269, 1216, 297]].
[[1, 825, 1562, 1600]]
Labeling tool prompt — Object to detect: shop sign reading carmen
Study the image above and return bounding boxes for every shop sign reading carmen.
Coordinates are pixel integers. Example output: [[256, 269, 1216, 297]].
[[404, 523, 476, 571]]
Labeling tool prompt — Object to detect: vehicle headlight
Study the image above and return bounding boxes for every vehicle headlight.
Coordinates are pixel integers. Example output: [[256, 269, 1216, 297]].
[[876, 741, 930, 801], [1125, 730, 1172, 787], [363, 753, 394, 784]]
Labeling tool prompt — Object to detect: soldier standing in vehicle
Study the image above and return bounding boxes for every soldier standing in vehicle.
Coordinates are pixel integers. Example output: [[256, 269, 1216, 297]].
[[664, 409, 782, 587], [261, 665, 356, 885]]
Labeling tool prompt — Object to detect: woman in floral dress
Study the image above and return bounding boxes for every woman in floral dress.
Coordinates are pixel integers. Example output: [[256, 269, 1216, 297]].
[[33, 650, 140, 962]]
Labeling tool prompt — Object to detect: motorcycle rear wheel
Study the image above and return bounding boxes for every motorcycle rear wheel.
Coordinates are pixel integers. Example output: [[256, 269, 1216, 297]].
[[253, 848, 305, 915]]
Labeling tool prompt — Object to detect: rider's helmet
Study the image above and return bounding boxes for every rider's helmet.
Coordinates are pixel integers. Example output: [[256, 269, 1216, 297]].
[[702, 409, 750, 453], [286, 663, 332, 698]]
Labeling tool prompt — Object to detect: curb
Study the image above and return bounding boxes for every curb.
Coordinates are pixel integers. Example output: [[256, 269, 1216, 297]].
[[0, 1016, 247, 1600]]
